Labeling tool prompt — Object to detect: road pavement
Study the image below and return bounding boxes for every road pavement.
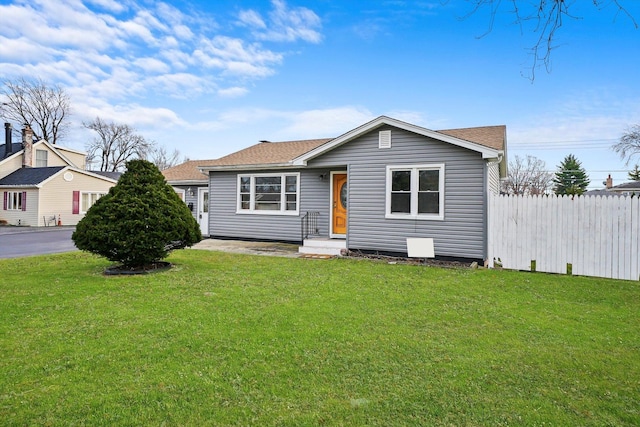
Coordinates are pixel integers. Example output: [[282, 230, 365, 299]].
[[0, 226, 77, 259]]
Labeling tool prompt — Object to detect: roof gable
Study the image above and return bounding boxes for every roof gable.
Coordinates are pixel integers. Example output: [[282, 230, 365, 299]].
[[0, 139, 80, 168], [293, 116, 505, 166], [33, 140, 78, 167]]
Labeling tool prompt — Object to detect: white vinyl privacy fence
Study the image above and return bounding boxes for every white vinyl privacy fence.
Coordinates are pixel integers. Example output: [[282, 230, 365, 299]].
[[488, 194, 640, 281]]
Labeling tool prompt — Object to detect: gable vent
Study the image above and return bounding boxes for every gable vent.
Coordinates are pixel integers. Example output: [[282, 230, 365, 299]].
[[379, 130, 391, 149]]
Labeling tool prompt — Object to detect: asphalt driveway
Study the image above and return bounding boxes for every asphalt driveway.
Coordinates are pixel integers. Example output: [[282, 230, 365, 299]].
[[0, 227, 301, 259], [0, 226, 77, 259]]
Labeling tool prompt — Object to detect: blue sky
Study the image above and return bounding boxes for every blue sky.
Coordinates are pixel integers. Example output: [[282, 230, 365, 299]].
[[0, 0, 639, 188]]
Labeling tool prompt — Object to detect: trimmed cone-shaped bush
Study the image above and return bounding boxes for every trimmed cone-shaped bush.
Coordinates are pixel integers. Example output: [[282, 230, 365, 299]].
[[73, 159, 202, 268]]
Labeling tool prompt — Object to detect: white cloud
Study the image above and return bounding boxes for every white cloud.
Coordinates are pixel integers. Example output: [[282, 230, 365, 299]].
[[86, 0, 126, 13], [238, 10, 267, 30], [134, 57, 171, 74], [238, 0, 322, 43], [204, 106, 375, 139], [218, 87, 249, 98], [510, 90, 640, 145], [279, 107, 375, 138], [76, 100, 187, 129], [194, 36, 282, 78], [0, 0, 324, 151], [0, 36, 52, 62]]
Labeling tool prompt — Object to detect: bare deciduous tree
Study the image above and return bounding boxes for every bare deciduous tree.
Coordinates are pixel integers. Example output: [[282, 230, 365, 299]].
[[501, 154, 553, 195], [613, 124, 640, 165], [462, 1, 637, 79], [0, 77, 71, 144], [84, 117, 155, 172], [149, 145, 183, 171]]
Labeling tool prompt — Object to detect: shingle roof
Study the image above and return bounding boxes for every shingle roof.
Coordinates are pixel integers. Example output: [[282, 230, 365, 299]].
[[197, 123, 505, 171], [162, 159, 220, 182], [611, 181, 640, 190], [199, 139, 332, 169], [0, 166, 65, 186], [0, 143, 23, 159], [436, 125, 506, 151], [89, 170, 122, 180]]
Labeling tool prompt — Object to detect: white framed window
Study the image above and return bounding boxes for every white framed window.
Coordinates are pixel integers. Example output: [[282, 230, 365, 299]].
[[36, 149, 48, 167], [237, 173, 299, 215], [386, 164, 444, 220], [4, 191, 25, 211], [81, 192, 106, 213]]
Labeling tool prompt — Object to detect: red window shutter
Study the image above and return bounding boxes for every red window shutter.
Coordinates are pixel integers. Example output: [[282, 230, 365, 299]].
[[22, 191, 27, 211], [72, 191, 80, 214], [3, 192, 6, 210]]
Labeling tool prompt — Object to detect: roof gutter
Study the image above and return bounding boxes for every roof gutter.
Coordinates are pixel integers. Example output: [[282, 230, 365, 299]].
[[199, 162, 296, 173]]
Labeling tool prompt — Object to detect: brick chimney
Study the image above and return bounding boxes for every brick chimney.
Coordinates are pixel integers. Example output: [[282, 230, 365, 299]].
[[605, 174, 613, 189], [22, 124, 33, 168], [4, 123, 12, 157]]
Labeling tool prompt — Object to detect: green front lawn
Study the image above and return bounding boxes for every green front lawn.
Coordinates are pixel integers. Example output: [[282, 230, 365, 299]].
[[1, 250, 638, 426]]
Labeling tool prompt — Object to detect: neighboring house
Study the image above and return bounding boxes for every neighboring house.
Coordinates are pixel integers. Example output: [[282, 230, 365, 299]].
[[585, 174, 640, 197], [0, 123, 118, 226], [162, 159, 217, 235], [199, 116, 507, 261], [608, 181, 640, 196]]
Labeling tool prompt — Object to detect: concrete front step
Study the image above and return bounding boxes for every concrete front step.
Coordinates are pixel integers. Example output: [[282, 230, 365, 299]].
[[299, 238, 346, 256]]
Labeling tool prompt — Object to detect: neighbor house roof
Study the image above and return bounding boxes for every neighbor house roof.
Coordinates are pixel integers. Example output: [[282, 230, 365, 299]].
[[0, 166, 65, 186], [0, 143, 23, 159], [90, 170, 122, 180], [162, 159, 221, 183], [610, 181, 640, 191]]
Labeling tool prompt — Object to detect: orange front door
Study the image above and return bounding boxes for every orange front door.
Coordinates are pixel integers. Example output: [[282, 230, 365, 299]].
[[332, 173, 347, 235]]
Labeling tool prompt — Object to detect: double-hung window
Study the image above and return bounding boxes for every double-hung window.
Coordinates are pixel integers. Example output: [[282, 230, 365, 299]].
[[386, 164, 444, 220], [81, 192, 106, 213], [3, 191, 26, 211], [36, 149, 48, 167], [238, 173, 299, 215]]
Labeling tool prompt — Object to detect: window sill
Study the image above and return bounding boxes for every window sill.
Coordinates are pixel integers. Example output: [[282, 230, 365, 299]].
[[385, 213, 444, 221], [236, 210, 300, 216]]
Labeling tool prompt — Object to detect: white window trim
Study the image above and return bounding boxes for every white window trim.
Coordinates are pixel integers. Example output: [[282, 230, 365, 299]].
[[35, 149, 48, 167], [236, 172, 300, 216], [174, 188, 186, 201], [385, 163, 445, 221], [5, 191, 24, 210], [81, 191, 107, 214]]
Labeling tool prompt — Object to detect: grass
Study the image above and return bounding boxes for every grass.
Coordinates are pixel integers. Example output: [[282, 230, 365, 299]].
[[0, 250, 639, 426]]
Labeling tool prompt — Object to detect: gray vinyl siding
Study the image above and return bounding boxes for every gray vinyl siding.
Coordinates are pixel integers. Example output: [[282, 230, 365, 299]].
[[172, 185, 200, 220], [208, 169, 333, 242], [308, 126, 487, 259], [487, 161, 501, 195]]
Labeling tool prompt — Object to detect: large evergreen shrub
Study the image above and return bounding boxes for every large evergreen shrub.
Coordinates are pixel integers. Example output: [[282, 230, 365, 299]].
[[73, 160, 202, 269]]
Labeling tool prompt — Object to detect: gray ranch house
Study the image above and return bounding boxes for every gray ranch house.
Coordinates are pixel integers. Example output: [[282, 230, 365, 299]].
[[199, 116, 507, 261]]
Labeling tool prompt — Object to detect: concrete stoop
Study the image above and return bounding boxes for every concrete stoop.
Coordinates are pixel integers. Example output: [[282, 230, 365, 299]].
[[298, 238, 346, 256]]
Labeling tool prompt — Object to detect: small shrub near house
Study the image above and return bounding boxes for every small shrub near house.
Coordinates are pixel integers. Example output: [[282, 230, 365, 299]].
[[72, 159, 201, 270]]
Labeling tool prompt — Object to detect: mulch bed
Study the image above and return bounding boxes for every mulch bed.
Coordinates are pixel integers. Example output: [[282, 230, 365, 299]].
[[104, 261, 172, 275], [344, 250, 477, 269]]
